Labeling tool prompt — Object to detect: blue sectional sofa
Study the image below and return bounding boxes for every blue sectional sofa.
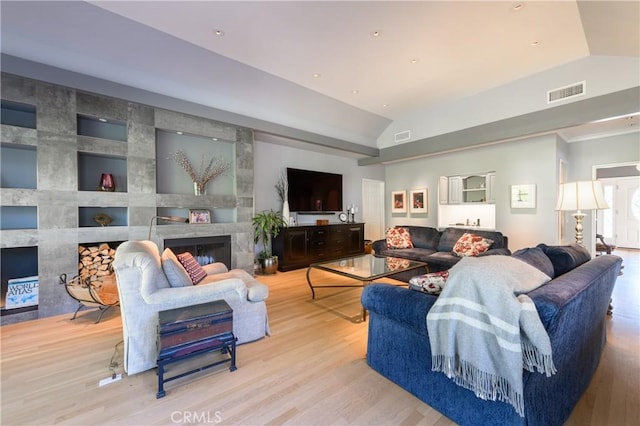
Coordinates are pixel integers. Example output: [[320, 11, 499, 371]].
[[361, 244, 623, 426], [372, 226, 510, 281]]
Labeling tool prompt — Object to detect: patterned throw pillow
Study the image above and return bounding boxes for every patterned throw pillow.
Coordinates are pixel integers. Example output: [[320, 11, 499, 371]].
[[176, 252, 208, 284], [452, 233, 494, 257], [385, 227, 414, 249], [409, 270, 449, 294], [385, 257, 411, 271]]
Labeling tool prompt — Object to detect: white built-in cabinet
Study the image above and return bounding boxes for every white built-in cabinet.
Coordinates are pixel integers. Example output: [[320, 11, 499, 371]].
[[439, 172, 495, 204]]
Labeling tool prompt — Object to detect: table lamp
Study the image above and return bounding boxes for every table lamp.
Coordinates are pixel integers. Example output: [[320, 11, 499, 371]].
[[555, 181, 609, 246]]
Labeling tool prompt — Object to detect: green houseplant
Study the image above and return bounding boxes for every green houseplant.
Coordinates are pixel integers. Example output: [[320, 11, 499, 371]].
[[252, 209, 287, 274]]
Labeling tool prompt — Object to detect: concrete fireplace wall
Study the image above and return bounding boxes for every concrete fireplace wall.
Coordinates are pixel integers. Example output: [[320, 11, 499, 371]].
[[0, 72, 255, 325]]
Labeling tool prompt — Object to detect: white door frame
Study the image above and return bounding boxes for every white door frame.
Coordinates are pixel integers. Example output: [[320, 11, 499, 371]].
[[362, 178, 385, 242]]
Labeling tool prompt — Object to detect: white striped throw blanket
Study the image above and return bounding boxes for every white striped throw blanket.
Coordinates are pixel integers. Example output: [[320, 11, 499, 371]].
[[426, 256, 557, 417]]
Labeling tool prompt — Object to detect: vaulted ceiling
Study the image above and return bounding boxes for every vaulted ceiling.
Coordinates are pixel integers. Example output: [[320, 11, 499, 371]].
[[1, 1, 638, 156]]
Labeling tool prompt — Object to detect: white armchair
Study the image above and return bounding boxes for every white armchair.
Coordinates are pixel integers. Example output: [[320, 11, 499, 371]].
[[112, 240, 270, 375]]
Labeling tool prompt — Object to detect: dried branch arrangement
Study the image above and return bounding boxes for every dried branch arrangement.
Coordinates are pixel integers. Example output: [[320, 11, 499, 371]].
[[275, 170, 288, 203], [169, 149, 231, 192]]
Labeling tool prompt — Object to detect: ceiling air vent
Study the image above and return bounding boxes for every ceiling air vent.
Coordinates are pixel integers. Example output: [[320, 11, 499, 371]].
[[547, 81, 586, 104], [394, 130, 411, 143]]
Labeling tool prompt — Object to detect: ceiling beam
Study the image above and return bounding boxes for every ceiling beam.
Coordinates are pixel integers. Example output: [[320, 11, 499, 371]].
[[1, 54, 379, 158], [358, 86, 640, 165]]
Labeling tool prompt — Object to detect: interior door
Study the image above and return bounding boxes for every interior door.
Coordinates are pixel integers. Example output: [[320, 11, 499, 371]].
[[362, 178, 385, 242], [615, 176, 640, 248]]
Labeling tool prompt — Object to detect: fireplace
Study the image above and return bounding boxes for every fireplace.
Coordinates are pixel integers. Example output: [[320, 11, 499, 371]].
[[164, 236, 232, 269]]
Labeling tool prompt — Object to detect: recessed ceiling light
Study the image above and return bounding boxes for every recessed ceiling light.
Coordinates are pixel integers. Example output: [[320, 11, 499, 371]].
[[513, 3, 524, 11], [352, 90, 359, 95], [312, 72, 321, 78], [382, 104, 389, 108], [213, 29, 224, 36], [531, 40, 540, 46], [98, 118, 107, 122], [410, 58, 420, 64], [176, 131, 183, 135], [212, 138, 218, 141], [371, 30, 382, 37]]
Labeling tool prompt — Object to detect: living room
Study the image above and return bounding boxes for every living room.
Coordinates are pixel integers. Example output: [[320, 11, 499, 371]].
[[1, 1, 639, 425]]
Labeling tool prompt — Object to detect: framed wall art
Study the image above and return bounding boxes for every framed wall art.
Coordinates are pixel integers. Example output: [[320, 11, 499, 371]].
[[391, 190, 407, 213], [410, 188, 428, 213], [189, 209, 211, 224], [510, 184, 536, 209]]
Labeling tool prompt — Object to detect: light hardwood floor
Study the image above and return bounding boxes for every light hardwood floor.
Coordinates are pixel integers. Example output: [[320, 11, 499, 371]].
[[1, 250, 638, 425]]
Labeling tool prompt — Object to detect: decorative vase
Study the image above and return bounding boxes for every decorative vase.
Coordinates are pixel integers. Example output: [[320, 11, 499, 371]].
[[99, 173, 115, 192], [194, 182, 206, 196], [282, 200, 290, 226]]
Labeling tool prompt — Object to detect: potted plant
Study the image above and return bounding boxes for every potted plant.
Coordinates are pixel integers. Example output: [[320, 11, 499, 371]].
[[252, 209, 287, 274]]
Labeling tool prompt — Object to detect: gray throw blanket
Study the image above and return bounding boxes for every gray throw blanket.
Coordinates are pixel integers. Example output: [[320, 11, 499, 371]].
[[426, 256, 557, 417]]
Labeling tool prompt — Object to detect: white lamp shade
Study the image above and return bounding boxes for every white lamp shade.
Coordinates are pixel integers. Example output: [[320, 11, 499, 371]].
[[555, 181, 610, 211]]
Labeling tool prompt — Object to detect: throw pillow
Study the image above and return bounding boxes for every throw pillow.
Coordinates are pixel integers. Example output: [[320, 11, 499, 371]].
[[452, 233, 494, 257], [385, 257, 410, 271], [512, 247, 555, 278], [409, 270, 449, 295], [385, 227, 414, 249], [161, 248, 193, 287], [536, 243, 591, 277], [176, 252, 208, 284]]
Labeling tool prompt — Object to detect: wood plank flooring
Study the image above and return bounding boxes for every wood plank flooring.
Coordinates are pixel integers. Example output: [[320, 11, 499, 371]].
[[1, 249, 638, 425]]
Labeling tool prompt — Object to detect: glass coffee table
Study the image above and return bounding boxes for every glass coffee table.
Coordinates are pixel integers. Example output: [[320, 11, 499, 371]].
[[306, 254, 428, 321]]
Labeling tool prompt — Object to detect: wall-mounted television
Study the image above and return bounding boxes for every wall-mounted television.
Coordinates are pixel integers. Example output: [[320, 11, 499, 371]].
[[287, 168, 343, 213]]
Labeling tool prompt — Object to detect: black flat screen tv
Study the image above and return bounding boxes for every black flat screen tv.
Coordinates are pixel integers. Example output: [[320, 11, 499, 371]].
[[287, 168, 343, 213]]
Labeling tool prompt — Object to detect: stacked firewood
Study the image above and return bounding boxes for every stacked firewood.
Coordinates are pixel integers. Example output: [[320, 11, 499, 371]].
[[78, 243, 116, 285]]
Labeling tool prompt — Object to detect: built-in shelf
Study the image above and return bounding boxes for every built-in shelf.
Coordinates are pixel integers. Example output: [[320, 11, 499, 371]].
[[155, 130, 235, 196], [0, 206, 37, 230], [77, 114, 127, 141], [1, 144, 37, 189], [1, 246, 38, 316], [77, 152, 127, 192], [1, 100, 36, 129], [79, 207, 128, 227], [1, 72, 253, 325]]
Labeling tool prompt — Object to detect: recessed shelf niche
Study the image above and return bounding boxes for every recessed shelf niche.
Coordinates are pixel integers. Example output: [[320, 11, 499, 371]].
[[77, 152, 127, 192], [1, 246, 39, 316], [0, 206, 37, 230], [77, 114, 127, 141], [155, 130, 236, 196], [1, 145, 37, 189], [1, 100, 36, 129], [79, 207, 128, 227]]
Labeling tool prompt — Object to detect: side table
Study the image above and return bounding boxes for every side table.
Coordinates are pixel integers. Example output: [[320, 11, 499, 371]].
[[156, 300, 237, 398]]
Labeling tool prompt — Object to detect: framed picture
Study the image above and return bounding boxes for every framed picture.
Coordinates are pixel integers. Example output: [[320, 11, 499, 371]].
[[391, 190, 407, 213], [511, 184, 536, 209], [189, 209, 211, 224], [410, 188, 428, 213]]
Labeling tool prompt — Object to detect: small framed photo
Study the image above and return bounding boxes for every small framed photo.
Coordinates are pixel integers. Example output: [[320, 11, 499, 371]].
[[511, 184, 536, 209], [391, 190, 407, 213], [410, 188, 428, 213], [189, 209, 211, 224]]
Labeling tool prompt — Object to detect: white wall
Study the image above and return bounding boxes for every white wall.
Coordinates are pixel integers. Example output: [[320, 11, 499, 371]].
[[253, 140, 385, 225]]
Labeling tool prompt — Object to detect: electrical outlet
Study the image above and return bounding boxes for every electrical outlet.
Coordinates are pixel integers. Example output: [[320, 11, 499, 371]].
[[99, 374, 122, 387]]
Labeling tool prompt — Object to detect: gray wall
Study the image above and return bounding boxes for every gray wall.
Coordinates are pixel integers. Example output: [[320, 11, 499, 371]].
[[253, 139, 385, 225], [385, 134, 561, 251], [384, 131, 639, 251]]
